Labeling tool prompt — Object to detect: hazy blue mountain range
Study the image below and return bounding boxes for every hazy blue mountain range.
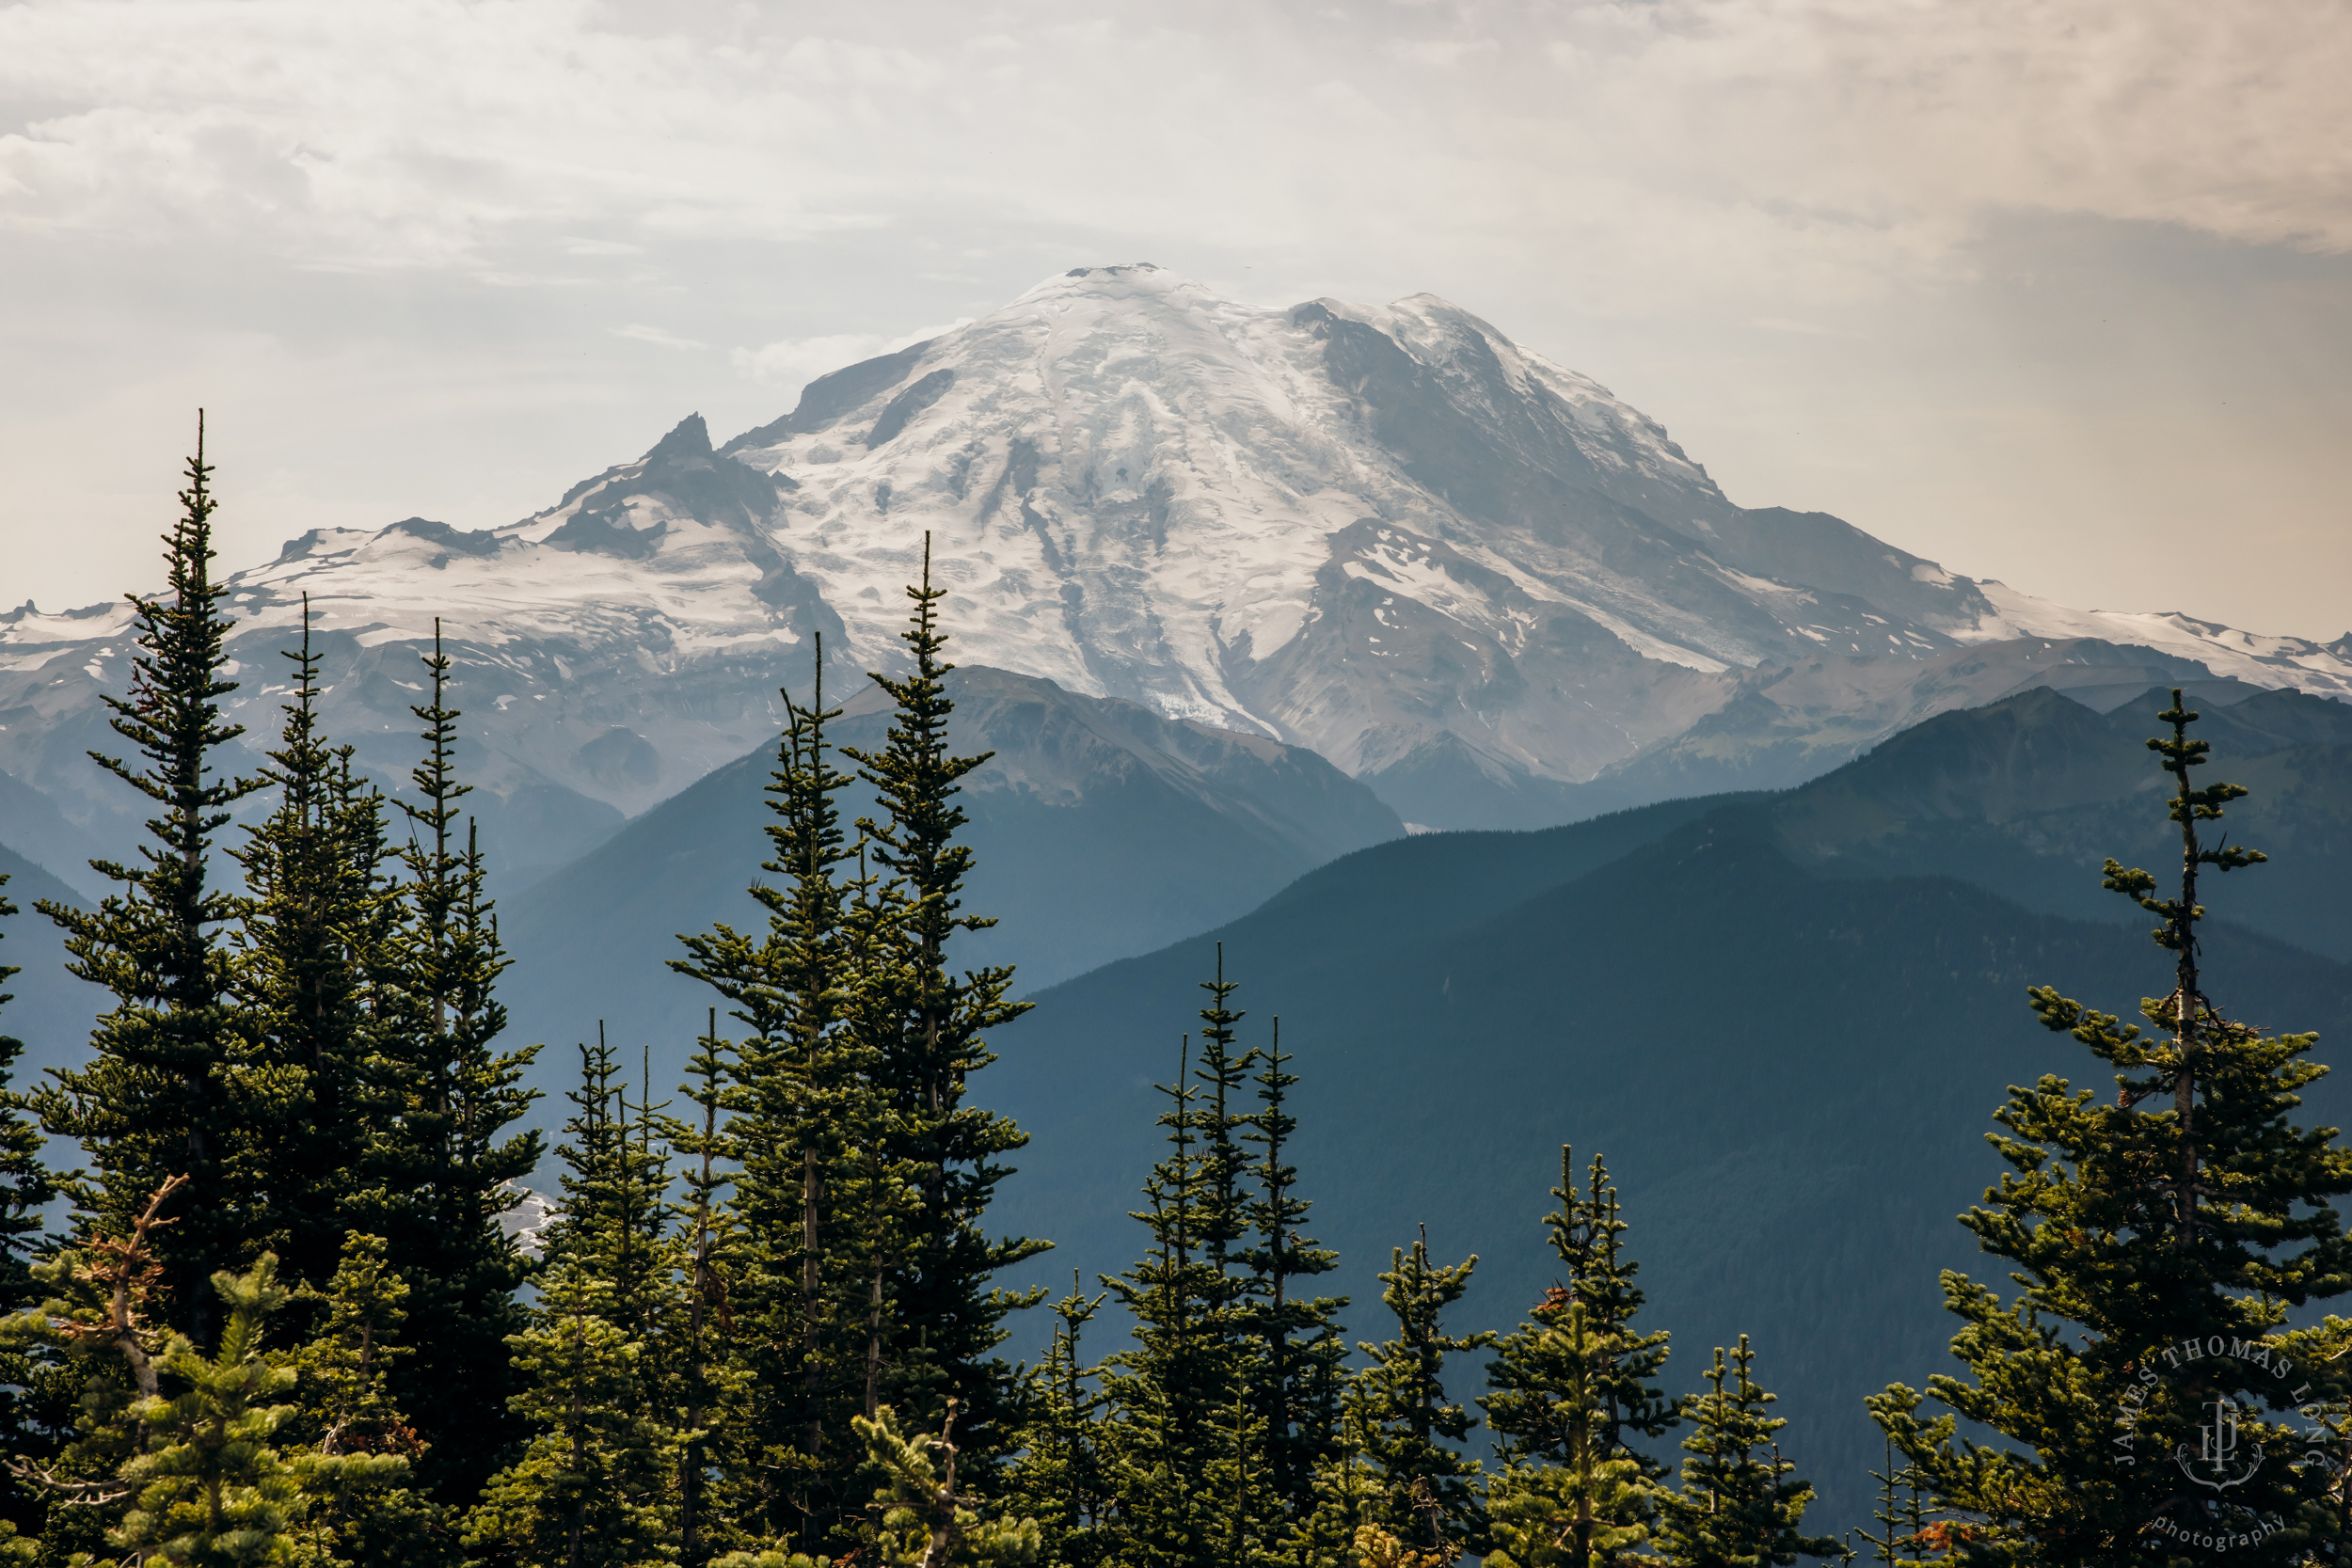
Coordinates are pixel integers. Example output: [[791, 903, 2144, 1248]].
[[978, 687, 2352, 1532], [5, 261, 2351, 1534], [4, 263, 2348, 859], [491, 664, 1404, 1100]]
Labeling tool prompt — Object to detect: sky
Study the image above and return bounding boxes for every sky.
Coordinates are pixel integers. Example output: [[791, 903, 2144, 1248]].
[[3, 0, 2348, 641]]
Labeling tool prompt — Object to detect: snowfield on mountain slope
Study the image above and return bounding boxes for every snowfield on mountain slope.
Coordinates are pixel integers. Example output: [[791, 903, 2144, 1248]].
[[2, 263, 2347, 832]]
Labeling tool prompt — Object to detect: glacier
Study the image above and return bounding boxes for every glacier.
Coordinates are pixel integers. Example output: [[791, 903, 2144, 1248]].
[[4, 261, 2347, 841]]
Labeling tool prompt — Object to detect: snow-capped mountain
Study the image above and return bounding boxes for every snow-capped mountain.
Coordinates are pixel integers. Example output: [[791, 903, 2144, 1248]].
[[5, 262, 2348, 845]]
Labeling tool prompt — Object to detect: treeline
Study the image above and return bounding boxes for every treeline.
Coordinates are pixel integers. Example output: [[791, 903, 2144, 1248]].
[[4, 432, 2352, 1568]]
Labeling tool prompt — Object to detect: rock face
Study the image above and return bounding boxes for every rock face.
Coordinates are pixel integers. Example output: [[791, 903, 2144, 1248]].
[[4, 263, 2348, 843]]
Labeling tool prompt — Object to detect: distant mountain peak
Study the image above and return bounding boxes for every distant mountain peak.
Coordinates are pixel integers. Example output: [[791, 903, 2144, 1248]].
[[3, 265, 2346, 832], [642, 412, 712, 464]]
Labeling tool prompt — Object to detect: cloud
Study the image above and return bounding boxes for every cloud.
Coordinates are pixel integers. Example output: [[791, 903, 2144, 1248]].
[[1, 0, 2344, 309], [731, 320, 973, 389], [612, 324, 707, 351]]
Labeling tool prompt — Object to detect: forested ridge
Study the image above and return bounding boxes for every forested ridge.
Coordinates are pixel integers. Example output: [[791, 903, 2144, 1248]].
[[5, 435, 2352, 1568]]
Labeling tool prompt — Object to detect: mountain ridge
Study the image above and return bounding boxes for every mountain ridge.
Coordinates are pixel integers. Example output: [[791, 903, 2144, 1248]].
[[3, 263, 2346, 840]]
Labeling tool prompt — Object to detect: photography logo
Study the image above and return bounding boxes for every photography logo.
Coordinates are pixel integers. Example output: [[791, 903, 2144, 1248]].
[[2179, 1393, 2263, 1490], [2119, 1334, 2338, 1554]]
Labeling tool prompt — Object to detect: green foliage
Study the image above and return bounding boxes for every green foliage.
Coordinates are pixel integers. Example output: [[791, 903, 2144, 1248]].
[[998, 1276, 1110, 1568], [1483, 1149, 1676, 1477], [1877, 690, 2352, 1564], [362, 629, 542, 1503], [464, 1252, 678, 1568], [280, 1233, 448, 1568], [850, 1403, 1039, 1568], [1094, 955, 1347, 1568], [230, 603, 389, 1306], [0, 878, 60, 1304], [671, 1017, 752, 1568], [1329, 1231, 1493, 1560], [35, 418, 269, 1345], [1655, 1337, 1836, 1568], [468, 1037, 687, 1568], [1483, 1306, 1654, 1568], [1479, 1149, 1675, 1568], [840, 539, 1047, 1465], [111, 1255, 319, 1568], [674, 647, 897, 1549], [1098, 987, 1268, 1568], [0, 879, 70, 1544], [1486, 1436, 1649, 1568], [1237, 1017, 1347, 1533]]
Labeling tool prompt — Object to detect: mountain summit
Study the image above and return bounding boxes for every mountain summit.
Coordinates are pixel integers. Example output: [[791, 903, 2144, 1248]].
[[4, 263, 2347, 836]]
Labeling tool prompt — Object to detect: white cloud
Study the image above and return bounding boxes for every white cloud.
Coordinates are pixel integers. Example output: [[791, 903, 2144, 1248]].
[[612, 324, 707, 351], [1, 0, 2344, 307], [731, 320, 973, 388]]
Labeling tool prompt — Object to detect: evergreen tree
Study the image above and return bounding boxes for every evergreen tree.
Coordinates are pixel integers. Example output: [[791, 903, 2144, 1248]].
[[1483, 1149, 1675, 1475], [120, 1255, 411, 1568], [364, 627, 542, 1505], [0, 1178, 189, 1562], [1100, 1035, 1233, 1568], [466, 1040, 683, 1568], [673, 1013, 752, 1568], [1874, 689, 2352, 1563], [841, 538, 1047, 1466], [282, 1232, 448, 1568], [850, 1402, 1040, 1568], [1000, 1275, 1110, 1568], [36, 415, 269, 1344], [1239, 1016, 1346, 1531], [465, 1253, 679, 1568], [1341, 1229, 1494, 1560], [1654, 1337, 1836, 1568], [1482, 1308, 1652, 1568], [1843, 1418, 1937, 1567], [232, 599, 387, 1301], [1480, 1148, 1677, 1568], [0, 879, 57, 1308], [675, 644, 880, 1548], [0, 879, 68, 1554]]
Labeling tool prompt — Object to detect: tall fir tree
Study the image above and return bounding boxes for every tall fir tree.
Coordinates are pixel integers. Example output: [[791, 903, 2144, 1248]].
[[1481, 1148, 1677, 1568], [281, 1231, 449, 1568], [1874, 689, 2352, 1564], [673, 1012, 752, 1568], [1240, 1016, 1347, 1535], [232, 599, 387, 1301], [36, 415, 270, 1345], [1483, 1302, 1654, 1568], [675, 642, 882, 1549], [466, 1039, 683, 1568], [466, 1252, 680, 1568], [1001, 1274, 1112, 1568], [840, 539, 1046, 1467], [1330, 1230, 1494, 1560], [1483, 1149, 1676, 1474], [1654, 1337, 1836, 1568], [364, 628, 542, 1506], [1100, 1034, 1236, 1568]]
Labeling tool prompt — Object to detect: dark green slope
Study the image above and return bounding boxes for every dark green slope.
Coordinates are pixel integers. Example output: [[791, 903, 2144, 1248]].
[[986, 803, 2352, 1530], [1764, 684, 2352, 958]]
